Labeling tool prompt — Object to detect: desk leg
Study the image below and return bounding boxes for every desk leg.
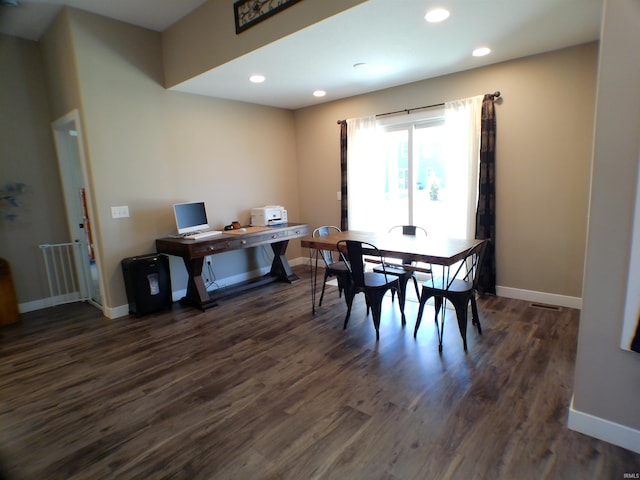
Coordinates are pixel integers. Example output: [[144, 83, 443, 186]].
[[269, 240, 299, 282], [310, 247, 319, 315], [182, 257, 217, 311]]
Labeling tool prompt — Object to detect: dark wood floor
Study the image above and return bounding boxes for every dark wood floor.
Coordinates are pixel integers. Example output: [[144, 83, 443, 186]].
[[1, 265, 639, 479]]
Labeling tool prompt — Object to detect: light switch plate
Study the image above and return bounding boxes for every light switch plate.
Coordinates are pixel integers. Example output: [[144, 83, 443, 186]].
[[111, 206, 129, 218]]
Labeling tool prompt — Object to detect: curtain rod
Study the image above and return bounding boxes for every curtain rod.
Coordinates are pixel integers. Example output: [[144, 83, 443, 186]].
[[375, 101, 444, 119], [337, 91, 500, 124]]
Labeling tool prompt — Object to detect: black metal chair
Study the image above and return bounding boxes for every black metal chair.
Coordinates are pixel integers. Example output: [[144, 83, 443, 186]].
[[312, 226, 350, 307], [414, 239, 488, 352], [372, 225, 430, 305], [338, 239, 405, 340]]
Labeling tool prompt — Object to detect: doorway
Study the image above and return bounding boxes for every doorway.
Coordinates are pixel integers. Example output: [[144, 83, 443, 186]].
[[51, 110, 104, 309]]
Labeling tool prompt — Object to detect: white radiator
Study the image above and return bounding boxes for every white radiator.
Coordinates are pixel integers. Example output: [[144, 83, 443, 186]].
[[39, 242, 90, 306]]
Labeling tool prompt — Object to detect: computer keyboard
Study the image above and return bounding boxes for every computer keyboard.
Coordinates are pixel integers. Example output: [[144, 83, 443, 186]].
[[184, 230, 223, 240]]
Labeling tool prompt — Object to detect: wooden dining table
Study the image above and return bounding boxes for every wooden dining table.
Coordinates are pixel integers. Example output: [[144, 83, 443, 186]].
[[300, 230, 483, 314]]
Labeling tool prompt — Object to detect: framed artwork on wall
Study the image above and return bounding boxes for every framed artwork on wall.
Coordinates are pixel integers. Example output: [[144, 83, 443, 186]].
[[234, 0, 303, 34], [621, 158, 640, 353]]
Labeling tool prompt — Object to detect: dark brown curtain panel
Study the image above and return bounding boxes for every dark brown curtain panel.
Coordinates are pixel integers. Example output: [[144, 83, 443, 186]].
[[476, 94, 497, 295], [339, 120, 348, 231]]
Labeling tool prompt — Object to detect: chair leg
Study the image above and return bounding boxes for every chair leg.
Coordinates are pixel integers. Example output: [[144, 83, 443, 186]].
[[343, 298, 353, 329], [396, 283, 406, 326], [342, 284, 356, 330], [470, 295, 482, 335], [366, 290, 387, 341], [372, 305, 381, 341], [319, 270, 330, 306], [395, 277, 409, 325], [451, 299, 470, 352], [319, 280, 327, 307], [414, 290, 433, 337], [411, 275, 420, 300], [434, 297, 445, 352], [386, 274, 410, 305]]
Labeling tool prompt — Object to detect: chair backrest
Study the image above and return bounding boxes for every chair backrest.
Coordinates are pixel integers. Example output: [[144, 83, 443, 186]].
[[337, 240, 385, 288], [313, 226, 341, 267], [389, 225, 427, 265], [447, 239, 488, 290], [389, 225, 427, 237], [470, 240, 489, 290]]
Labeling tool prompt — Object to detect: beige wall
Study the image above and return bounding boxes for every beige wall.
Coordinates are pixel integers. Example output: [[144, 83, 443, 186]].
[[0, 34, 69, 304], [162, 0, 365, 88], [39, 9, 82, 121], [37, 9, 302, 313], [571, 0, 640, 435], [295, 43, 597, 299]]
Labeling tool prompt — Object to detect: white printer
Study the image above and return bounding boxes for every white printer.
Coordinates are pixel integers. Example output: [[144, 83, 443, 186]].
[[251, 206, 288, 226]]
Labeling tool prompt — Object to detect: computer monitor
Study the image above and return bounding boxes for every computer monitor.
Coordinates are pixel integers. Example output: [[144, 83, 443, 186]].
[[173, 201, 210, 235]]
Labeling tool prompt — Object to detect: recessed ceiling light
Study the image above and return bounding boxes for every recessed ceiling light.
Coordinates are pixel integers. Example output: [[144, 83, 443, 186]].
[[249, 74, 265, 83], [353, 62, 368, 69], [472, 47, 491, 57], [313, 90, 326, 98], [425, 8, 450, 23]]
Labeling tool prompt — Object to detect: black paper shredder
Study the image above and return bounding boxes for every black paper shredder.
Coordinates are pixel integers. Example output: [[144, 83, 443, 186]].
[[121, 253, 172, 316]]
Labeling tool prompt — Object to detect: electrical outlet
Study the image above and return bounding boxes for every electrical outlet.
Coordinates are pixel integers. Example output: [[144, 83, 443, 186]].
[[111, 206, 129, 218], [336, 191, 341, 201]]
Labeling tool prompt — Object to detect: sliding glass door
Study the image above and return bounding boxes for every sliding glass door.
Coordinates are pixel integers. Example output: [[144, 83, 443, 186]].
[[348, 98, 481, 238]]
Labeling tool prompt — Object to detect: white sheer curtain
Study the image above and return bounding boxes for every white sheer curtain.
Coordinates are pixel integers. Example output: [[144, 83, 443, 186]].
[[443, 95, 483, 239], [346, 96, 482, 237], [346, 116, 380, 231]]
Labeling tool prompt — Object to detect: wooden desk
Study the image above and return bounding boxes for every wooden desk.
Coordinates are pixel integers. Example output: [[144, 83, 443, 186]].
[[156, 223, 309, 311], [300, 230, 482, 314]]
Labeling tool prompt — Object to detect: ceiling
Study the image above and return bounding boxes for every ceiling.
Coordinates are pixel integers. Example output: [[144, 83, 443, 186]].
[[0, 0, 209, 39], [0, 0, 603, 110]]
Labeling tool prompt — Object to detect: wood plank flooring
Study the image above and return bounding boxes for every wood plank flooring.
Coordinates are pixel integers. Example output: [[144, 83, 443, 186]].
[[1, 265, 639, 479]]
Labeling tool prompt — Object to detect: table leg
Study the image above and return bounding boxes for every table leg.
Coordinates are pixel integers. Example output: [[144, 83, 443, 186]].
[[182, 257, 217, 311], [310, 247, 319, 315], [269, 240, 299, 282]]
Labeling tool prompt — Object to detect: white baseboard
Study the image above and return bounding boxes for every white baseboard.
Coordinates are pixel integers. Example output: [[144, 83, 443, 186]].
[[289, 256, 307, 267], [568, 396, 640, 453], [19, 292, 84, 313], [19, 298, 52, 313], [105, 304, 129, 319], [496, 285, 582, 309]]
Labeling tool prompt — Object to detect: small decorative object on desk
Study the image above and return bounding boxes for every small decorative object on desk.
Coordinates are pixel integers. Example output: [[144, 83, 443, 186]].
[[225, 221, 241, 231]]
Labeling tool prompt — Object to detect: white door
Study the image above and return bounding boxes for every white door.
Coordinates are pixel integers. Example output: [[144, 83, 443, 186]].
[[51, 110, 103, 308]]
